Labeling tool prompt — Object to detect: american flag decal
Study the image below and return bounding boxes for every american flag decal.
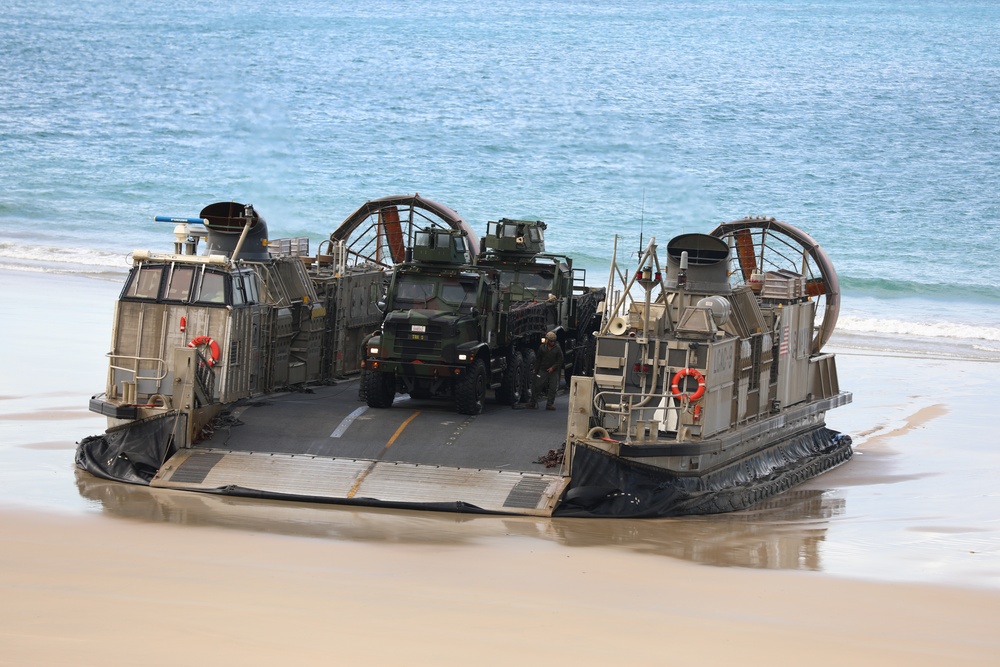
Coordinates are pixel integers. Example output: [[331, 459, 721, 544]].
[[779, 325, 790, 356]]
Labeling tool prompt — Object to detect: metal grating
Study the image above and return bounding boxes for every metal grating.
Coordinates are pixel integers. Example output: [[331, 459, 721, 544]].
[[169, 451, 225, 484], [503, 477, 552, 509]]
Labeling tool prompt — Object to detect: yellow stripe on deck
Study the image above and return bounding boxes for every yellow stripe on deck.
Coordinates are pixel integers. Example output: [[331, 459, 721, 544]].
[[347, 410, 421, 498]]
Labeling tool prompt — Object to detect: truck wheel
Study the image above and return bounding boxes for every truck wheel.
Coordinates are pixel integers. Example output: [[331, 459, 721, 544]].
[[521, 348, 536, 405], [364, 370, 396, 408], [358, 368, 368, 400], [456, 359, 487, 415], [496, 350, 524, 405]]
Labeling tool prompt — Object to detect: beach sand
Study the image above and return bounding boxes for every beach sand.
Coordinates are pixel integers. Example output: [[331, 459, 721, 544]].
[[2, 507, 999, 667], [1, 269, 999, 665]]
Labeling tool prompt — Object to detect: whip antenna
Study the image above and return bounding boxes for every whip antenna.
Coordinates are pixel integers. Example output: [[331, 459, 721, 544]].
[[638, 188, 645, 257]]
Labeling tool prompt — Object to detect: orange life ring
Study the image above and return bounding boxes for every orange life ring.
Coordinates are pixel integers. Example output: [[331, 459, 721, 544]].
[[187, 335, 220, 367], [671, 367, 706, 402]]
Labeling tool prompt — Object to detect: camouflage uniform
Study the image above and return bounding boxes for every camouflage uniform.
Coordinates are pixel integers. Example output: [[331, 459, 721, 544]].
[[530, 335, 563, 409]]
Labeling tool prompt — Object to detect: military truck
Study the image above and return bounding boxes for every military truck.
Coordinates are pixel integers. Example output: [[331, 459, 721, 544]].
[[477, 218, 603, 385], [362, 220, 604, 415]]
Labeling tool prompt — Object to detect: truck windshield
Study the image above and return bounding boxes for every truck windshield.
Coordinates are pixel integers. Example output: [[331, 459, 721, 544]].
[[395, 276, 437, 308], [395, 275, 478, 312], [498, 269, 554, 293], [440, 279, 478, 311]]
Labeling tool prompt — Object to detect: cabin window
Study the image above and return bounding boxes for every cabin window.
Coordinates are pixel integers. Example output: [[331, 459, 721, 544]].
[[233, 273, 259, 306], [232, 274, 248, 306], [440, 279, 478, 311], [414, 231, 431, 248], [165, 265, 196, 301], [529, 226, 543, 243], [193, 270, 226, 305], [395, 276, 437, 308], [499, 269, 553, 293], [243, 272, 260, 303], [124, 265, 163, 299]]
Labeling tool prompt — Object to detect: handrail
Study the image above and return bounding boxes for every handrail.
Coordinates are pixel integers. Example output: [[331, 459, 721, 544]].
[[594, 389, 682, 416], [193, 348, 216, 400], [593, 389, 686, 438], [106, 353, 168, 382]]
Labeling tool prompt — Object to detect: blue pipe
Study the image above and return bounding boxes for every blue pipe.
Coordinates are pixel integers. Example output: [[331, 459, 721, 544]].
[[155, 216, 208, 224]]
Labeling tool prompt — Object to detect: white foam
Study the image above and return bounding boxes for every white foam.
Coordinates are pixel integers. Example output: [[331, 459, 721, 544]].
[[0, 242, 132, 275], [836, 314, 1000, 343]]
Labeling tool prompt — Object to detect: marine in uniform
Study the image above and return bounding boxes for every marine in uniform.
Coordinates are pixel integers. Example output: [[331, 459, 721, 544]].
[[529, 331, 563, 410]]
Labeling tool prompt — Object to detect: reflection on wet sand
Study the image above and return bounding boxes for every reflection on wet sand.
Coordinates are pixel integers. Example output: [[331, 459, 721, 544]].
[[76, 469, 846, 572], [550, 490, 844, 571]]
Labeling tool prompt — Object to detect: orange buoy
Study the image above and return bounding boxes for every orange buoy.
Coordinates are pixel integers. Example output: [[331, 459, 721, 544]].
[[187, 335, 220, 367], [670, 368, 706, 402]]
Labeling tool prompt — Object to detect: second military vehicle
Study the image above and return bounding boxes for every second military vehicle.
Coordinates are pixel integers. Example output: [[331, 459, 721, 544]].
[[362, 219, 604, 415]]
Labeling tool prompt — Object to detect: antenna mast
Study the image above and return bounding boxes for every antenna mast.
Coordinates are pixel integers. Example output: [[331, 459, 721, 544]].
[[638, 188, 645, 258]]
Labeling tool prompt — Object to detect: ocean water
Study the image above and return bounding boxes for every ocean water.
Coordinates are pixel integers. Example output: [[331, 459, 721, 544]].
[[2, 0, 998, 358]]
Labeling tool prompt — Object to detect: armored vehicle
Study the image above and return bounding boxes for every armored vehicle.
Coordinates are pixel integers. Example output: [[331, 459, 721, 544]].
[[362, 219, 604, 415], [477, 218, 603, 384]]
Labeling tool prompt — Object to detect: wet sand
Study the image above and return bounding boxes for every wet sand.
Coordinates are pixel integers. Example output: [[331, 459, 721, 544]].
[[2, 507, 999, 666], [1, 269, 999, 664]]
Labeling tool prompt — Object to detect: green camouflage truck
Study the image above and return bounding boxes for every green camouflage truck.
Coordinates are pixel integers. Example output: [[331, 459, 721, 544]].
[[362, 220, 603, 415]]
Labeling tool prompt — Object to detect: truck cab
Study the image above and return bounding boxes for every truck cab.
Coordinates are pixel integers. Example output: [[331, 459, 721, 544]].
[[363, 228, 501, 414]]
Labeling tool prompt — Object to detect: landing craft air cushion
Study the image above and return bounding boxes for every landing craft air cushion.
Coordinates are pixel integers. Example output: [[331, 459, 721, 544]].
[[77, 196, 852, 517]]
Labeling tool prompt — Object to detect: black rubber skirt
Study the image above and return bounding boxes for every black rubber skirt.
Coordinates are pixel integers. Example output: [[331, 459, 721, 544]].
[[554, 427, 853, 518]]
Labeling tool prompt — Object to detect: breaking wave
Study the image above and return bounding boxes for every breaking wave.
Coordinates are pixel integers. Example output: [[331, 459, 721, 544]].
[[836, 314, 1000, 343], [0, 241, 132, 278]]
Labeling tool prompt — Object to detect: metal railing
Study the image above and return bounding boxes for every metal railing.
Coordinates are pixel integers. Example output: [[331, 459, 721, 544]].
[[193, 349, 217, 401], [592, 389, 689, 442]]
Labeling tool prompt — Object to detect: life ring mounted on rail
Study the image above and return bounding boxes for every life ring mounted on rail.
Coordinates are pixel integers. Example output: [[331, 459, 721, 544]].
[[187, 335, 221, 367], [670, 368, 706, 402]]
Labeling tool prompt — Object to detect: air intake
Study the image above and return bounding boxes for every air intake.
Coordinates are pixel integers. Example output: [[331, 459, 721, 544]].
[[665, 233, 731, 294], [200, 201, 270, 261]]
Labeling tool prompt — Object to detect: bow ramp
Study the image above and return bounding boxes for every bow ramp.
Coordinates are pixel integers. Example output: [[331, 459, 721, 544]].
[[151, 449, 568, 516], [147, 382, 572, 517]]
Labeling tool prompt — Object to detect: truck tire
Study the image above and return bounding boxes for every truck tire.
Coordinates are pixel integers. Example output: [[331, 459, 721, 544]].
[[456, 358, 487, 415], [521, 348, 536, 405], [364, 370, 396, 408], [496, 350, 524, 405]]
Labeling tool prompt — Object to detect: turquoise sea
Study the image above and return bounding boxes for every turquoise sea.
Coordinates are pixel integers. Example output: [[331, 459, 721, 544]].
[[2, 0, 998, 357]]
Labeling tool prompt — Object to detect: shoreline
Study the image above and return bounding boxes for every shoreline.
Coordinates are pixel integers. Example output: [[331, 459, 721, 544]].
[[1, 268, 998, 580], [3, 261, 1000, 359]]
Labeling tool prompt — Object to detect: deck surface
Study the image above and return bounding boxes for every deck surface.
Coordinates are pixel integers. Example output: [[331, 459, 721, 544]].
[[151, 380, 572, 515]]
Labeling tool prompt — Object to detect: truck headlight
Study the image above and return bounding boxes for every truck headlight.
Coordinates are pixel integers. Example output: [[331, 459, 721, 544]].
[[368, 346, 380, 356], [458, 353, 468, 361]]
